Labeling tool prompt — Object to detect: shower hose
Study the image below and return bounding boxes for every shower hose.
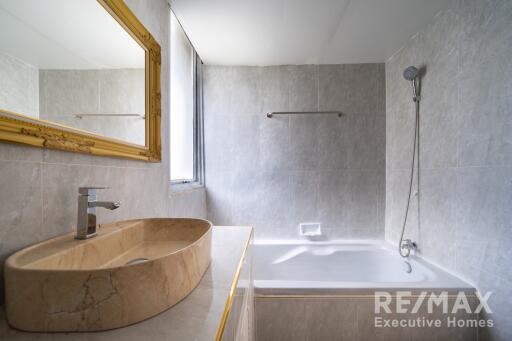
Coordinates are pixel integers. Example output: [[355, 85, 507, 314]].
[[398, 98, 419, 258]]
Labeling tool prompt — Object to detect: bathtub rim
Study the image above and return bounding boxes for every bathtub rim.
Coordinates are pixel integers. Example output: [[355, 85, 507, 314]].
[[252, 239, 475, 293]]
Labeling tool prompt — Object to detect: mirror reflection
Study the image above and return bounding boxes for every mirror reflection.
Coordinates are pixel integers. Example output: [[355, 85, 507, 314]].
[[0, 0, 146, 145]]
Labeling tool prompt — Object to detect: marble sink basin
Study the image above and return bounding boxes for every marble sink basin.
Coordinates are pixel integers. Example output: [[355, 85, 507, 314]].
[[4, 218, 212, 332]]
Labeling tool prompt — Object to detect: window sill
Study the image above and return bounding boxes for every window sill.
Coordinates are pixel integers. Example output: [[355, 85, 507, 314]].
[[170, 182, 204, 194]]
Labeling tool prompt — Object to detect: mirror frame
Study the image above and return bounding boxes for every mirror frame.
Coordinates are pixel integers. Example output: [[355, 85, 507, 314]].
[[0, 0, 161, 162]]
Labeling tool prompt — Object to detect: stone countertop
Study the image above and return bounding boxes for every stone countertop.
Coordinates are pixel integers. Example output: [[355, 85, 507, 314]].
[[0, 226, 253, 341]]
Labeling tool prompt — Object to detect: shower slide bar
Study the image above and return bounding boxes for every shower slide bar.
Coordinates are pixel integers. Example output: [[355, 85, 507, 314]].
[[266, 111, 342, 118]]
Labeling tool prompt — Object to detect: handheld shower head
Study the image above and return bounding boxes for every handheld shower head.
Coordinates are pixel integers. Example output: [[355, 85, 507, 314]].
[[403, 66, 419, 81], [403, 66, 420, 101]]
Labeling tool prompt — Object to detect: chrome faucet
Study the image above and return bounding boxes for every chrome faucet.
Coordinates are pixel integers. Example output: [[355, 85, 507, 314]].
[[400, 239, 418, 257], [76, 187, 120, 240]]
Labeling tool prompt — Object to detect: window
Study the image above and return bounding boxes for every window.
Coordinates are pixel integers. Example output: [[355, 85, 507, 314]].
[[170, 10, 203, 185]]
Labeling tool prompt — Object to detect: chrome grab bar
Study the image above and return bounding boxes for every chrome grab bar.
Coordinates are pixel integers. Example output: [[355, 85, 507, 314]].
[[75, 114, 145, 119]]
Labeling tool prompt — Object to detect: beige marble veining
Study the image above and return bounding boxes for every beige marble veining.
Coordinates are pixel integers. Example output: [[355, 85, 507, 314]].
[[4, 218, 212, 332], [0, 226, 253, 341]]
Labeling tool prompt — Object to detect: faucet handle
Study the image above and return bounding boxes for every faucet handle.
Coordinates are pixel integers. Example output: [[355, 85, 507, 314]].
[[79, 187, 109, 195]]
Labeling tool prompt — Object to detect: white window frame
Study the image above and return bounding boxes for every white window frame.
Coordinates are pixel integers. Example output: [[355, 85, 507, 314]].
[[170, 12, 204, 191]]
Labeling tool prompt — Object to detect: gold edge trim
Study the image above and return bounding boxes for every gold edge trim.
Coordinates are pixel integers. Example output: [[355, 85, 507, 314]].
[[215, 227, 254, 341], [0, 0, 161, 162], [97, 0, 162, 161], [0, 115, 150, 161], [255, 294, 479, 299]]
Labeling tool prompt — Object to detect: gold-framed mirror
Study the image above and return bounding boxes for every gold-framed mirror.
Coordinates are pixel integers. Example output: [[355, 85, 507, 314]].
[[0, 0, 161, 162]]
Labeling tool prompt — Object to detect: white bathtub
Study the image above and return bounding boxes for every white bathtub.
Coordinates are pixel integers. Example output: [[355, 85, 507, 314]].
[[253, 240, 471, 292], [253, 241, 478, 341]]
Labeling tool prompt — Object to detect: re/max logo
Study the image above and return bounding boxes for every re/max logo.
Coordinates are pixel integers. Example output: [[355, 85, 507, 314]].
[[374, 291, 493, 314]]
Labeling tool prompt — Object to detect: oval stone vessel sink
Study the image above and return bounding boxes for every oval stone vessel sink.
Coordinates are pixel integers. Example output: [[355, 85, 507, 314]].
[[4, 218, 212, 332]]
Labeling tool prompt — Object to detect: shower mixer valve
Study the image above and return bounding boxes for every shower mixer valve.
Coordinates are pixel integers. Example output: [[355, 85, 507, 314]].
[[400, 239, 418, 253]]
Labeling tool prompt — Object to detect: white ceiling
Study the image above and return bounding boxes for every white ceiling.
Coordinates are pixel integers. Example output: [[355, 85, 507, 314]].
[[0, 0, 145, 69], [169, 0, 450, 65]]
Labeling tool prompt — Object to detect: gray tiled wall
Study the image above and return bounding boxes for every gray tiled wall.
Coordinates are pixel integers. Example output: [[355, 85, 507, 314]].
[[385, 0, 512, 339], [0, 0, 206, 303], [0, 52, 39, 118], [203, 64, 386, 239], [39, 69, 146, 145]]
